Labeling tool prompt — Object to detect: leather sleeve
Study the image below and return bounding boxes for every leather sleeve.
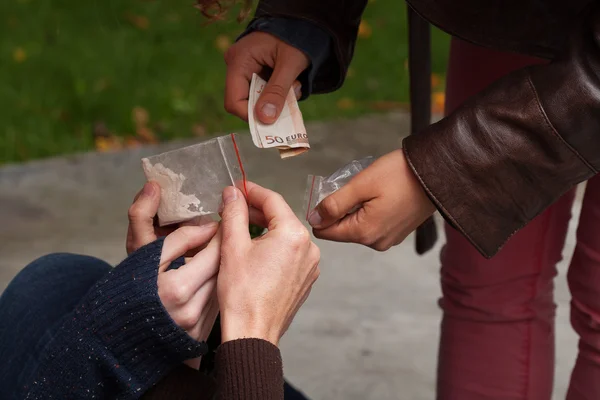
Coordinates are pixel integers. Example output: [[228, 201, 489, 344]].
[[254, 0, 368, 94], [403, 3, 600, 258]]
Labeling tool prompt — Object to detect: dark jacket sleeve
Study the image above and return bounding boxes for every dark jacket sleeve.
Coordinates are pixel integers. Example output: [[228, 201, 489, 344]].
[[22, 239, 208, 399], [142, 339, 284, 400], [403, 3, 600, 258], [254, 0, 368, 94]]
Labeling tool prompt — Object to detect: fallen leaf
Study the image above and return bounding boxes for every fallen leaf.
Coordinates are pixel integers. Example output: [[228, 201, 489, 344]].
[[358, 20, 372, 38], [192, 124, 207, 137], [95, 136, 123, 152], [124, 13, 150, 30], [132, 106, 150, 127], [214, 34, 231, 52], [13, 47, 26, 63], [337, 98, 355, 110], [370, 101, 409, 111], [125, 137, 143, 148], [431, 73, 443, 89], [432, 91, 445, 114], [136, 126, 158, 143], [346, 68, 355, 78]]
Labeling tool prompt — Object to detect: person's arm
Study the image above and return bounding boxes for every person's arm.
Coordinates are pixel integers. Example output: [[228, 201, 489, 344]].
[[222, 0, 367, 123], [251, 0, 367, 95], [402, 3, 600, 257], [132, 183, 319, 400], [22, 240, 208, 399]]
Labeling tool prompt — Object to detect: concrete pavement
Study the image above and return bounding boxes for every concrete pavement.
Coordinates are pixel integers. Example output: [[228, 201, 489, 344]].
[[0, 113, 581, 399]]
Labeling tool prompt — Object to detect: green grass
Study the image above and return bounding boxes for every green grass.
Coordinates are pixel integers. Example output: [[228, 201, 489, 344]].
[[0, 0, 450, 163]]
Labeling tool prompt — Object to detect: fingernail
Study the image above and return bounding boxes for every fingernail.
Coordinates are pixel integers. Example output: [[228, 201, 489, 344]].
[[308, 210, 322, 227], [261, 103, 276, 118], [294, 84, 302, 99], [223, 186, 238, 205], [142, 182, 156, 197]]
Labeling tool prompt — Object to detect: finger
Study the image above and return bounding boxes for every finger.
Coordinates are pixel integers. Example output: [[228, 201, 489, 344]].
[[191, 287, 220, 341], [171, 276, 217, 335], [312, 207, 368, 244], [179, 227, 222, 289], [220, 186, 251, 249], [292, 81, 302, 101], [159, 223, 219, 272], [255, 52, 308, 124], [245, 182, 298, 229], [224, 57, 263, 121], [127, 182, 161, 252], [248, 206, 268, 228], [307, 175, 373, 229]]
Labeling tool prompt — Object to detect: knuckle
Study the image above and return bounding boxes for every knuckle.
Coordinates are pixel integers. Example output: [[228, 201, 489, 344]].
[[286, 226, 311, 248], [309, 243, 321, 264], [358, 227, 378, 246], [319, 196, 339, 220], [176, 306, 198, 330], [312, 266, 321, 282], [223, 98, 236, 114], [127, 203, 142, 221], [161, 277, 190, 306], [267, 192, 285, 205], [264, 82, 287, 99], [372, 242, 390, 252]]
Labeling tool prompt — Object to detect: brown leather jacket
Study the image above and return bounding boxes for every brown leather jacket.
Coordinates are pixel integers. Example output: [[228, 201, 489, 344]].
[[255, 0, 599, 258]]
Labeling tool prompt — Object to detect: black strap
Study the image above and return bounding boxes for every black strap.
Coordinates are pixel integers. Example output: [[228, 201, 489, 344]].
[[407, 5, 438, 255]]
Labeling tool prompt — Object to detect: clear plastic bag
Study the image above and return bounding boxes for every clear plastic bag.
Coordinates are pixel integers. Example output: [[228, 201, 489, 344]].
[[304, 156, 375, 220], [142, 133, 247, 226]]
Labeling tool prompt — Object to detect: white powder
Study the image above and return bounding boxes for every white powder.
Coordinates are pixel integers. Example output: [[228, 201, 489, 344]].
[[142, 158, 208, 226]]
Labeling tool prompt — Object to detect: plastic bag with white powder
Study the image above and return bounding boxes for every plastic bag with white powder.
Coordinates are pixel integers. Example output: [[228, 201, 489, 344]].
[[142, 133, 247, 226]]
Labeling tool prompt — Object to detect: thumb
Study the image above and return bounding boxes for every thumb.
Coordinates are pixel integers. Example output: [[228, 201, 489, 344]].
[[256, 50, 308, 124], [308, 180, 368, 229], [220, 186, 251, 249], [127, 182, 161, 253]]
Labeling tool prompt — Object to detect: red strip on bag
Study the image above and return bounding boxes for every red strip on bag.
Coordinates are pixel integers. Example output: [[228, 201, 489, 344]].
[[306, 175, 316, 221], [230, 133, 248, 198]]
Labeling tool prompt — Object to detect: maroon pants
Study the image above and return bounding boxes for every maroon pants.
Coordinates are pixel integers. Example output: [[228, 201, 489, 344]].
[[438, 38, 600, 400]]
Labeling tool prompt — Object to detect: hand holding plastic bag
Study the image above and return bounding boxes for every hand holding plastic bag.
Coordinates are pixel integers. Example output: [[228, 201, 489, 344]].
[[304, 157, 375, 220]]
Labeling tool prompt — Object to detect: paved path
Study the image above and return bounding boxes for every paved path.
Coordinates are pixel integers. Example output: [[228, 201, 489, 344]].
[[0, 113, 581, 399]]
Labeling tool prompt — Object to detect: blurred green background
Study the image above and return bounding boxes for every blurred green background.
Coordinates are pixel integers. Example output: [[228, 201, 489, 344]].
[[0, 0, 450, 164]]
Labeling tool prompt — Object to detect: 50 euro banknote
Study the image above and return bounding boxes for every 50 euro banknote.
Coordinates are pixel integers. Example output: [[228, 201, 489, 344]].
[[248, 73, 309, 159]]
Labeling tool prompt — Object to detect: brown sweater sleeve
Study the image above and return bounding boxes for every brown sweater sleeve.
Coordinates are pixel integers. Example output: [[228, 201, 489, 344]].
[[141, 339, 283, 400], [403, 3, 600, 258], [215, 339, 284, 400]]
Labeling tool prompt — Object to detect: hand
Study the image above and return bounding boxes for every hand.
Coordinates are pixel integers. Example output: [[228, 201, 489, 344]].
[[308, 150, 436, 251], [126, 181, 210, 255], [157, 224, 221, 343], [217, 183, 320, 346], [224, 31, 309, 123]]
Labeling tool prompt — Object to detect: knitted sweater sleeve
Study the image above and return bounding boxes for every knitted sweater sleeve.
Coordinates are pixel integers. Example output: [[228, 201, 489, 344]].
[[142, 339, 284, 400], [22, 239, 208, 400]]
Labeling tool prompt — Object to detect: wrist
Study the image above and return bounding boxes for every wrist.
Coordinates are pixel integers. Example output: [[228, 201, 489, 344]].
[[220, 313, 280, 346]]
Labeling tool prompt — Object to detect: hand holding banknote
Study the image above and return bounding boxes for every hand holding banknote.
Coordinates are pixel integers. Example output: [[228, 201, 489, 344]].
[[249, 73, 310, 158], [224, 32, 308, 122]]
